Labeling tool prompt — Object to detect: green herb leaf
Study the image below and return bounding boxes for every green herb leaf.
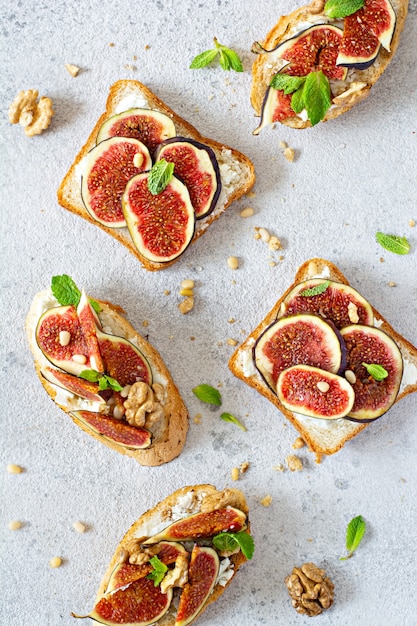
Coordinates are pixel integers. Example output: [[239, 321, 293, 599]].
[[219, 46, 243, 72], [190, 37, 243, 72], [362, 363, 388, 381], [220, 412, 247, 431], [148, 159, 175, 195], [189, 48, 219, 69], [213, 531, 255, 560], [325, 0, 364, 19], [104, 375, 123, 391], [79, 370, 123, 391], [89, 298, 102, 314], [340, 515, 366, 560], [146, 556, 168, 586], [79, 369, 101, 382], [270, 74, 306, 95], [51, 274, 81, 307], [376, 232, 411, 255], [300, 280, 331, 297], [291, 87, 306, 114], [303, 70, 331, 126], [192, 384, 222, 406]]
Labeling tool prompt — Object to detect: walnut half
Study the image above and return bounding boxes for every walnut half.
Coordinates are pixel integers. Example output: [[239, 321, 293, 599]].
[[285, 562, 334, 617], [8, 89, 54, 137], [124, 381, 165, 429]]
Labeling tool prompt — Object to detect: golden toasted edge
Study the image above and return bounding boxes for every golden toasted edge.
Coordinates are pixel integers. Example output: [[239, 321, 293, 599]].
[[25, 297, 189, 466], [57, 79, 255, 271], [228, 257, 417, 458], [96, 484, 250, 621], [250, 0, 409, 127]]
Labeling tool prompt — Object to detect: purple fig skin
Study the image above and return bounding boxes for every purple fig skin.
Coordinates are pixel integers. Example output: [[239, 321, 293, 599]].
[[154, 136, 222, 220], [41, 367, 105, 404]]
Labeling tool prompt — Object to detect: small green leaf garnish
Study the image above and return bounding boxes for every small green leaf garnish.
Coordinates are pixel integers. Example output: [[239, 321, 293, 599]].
[[146, 556, 168, 586], [270, 74, 306, 95], [192, 384, 222, 406], [340, 515, 366, 560], [51, 275, 101, 313], [220, 412, 247, 431], [300, 280, 331, 297], [213, 531, 255, 560], [362, 363, 388, 381], [270, 70, 331, 126], [325, 0, 364, 19], [376, 232, 411, 255], [79, 370, 123, 391], [190, 37, 243, 72], [147, 159, 175, 195]]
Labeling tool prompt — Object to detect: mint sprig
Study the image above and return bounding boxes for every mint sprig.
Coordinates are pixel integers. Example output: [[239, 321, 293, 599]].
[[192, 384, 222, 406], [148, 159, 175, 195], [190, 37, 243, 72], [51, 275, 101, 313], [300, 280, 331, 297], [213, 531, 255, 560], [220, 412, 246, 431], [79, 370, 123, 392], [376, 232, 411, 255], [146, 556, 168, 586], [325, 0, 364, 18], [340, 515, 366, 560], [270, 70, 331, 126], [362, 363, 388, 381]]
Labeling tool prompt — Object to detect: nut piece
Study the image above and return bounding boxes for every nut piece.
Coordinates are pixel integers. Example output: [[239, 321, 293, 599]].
[[65, 63, 81, 77], [227, 256, 239, 270], [7, 463, 23, 474], [178, 296, 194, 314], [49, 556, 62, 568], [8, 520, 22, 530], [8, 89, 54, 137], [124, 382, 165, 428], [285, 562, 334, 616], [160, 553, 189, 593], [286, 455, 303, 472]]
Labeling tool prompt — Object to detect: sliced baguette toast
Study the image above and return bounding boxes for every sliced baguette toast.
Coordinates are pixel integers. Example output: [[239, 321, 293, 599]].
[[251, 0, 409, 129], [229, 258, 417, 460], [58, 80, 255, 271], [74, 484, 251, 625], [26, 286, 188, 466]]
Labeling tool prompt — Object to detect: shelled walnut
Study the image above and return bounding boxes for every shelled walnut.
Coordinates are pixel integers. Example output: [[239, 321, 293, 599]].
[[8, 89, 54, 137], [285, 562, 334, 616]]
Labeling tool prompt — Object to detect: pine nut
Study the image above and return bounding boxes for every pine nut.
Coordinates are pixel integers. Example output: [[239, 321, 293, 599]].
[[49, 556, 62, 568], [227, 256, 239, 270], [231, 467, 239, 481], [72, 521, 86, 533], [72, 354, 87, 364], [7, 463, 23, 474], [59, 330, 71, 346], [345, 370, 357, 384], [317, 381, 330, 393], [258, 227, 270, 243], [8, 520, 22, 530], [292, 437, 305, 449], [240, 207, 254, 218], [120, 385, 131, 398], [180, 279, 195, 290], [179, 288, 193, 297], [133, 152, 144, 168], [113, 405, 125, 419]]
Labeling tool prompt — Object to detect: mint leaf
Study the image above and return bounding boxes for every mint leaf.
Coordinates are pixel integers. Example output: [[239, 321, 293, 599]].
[[340, 515, 366, 560], [51, 274, 81, 307], [220, 412, 246, 431], [300, 280, 330, 297], [325, 0, 364, 18], [192, 384, 222, 406], [190, 37, 243, 72], [89, 298, 102, 314], [362, 363, 388, 381], [213, 531, 255, 560], [79, 370, 123, 391], [303, 70, 331, 126], [270, 74, 306, 95], [376, 232, 411, 255], [291, 87, 306, 114], [148, 159, 175, 195], [146, 556, 168, 586], [219, 47, 243, 72], [103, 375, 123, 391], [79, 370, 101, 382], [190, 48, 219, 69]]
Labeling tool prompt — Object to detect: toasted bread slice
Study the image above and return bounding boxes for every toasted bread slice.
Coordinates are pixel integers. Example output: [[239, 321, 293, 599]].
[[251, 0, 408, 129], [229, 258, 417, 460], [57, 80, 255, 270], [26, 287, 188, 466], [74, 484, 251, 625]]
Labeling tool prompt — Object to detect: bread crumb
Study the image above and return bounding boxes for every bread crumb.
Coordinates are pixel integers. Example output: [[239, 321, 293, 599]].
[[286, 455, 303, 471], [240, 461, 250, 474], [65, 63, 80, 77], [279, 141, 287, 149], [164, 289, 171, 296], [228, 318, 236, 324], [8, 520, 22, 530], [292, 437, 305, 450], [261, 495, 272, 507], [283, 147, 295, 162], [49, 556, 62, 568], [226, 338, 238, 346], [193, 413, 202, 424], [144, 44, 150, 50], [231, 467, 239, 481], [273, 463, 285, 472], [268, 236, 282, 251], [109, 42, 115, 47], [380, 257, 385, 263], [388, 281, 396, 287], [124, 64, 136, 71], [246, 190, 256, 199], [72, 521, 86, 533], [142, 320, 149, 328], [7, 464, 23, 474]]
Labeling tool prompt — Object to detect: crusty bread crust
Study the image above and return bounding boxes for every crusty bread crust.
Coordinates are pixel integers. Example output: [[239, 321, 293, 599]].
[[251, 0, 409, 128], [26, 294, 188, 466], [95, 484, 250, 624], [58, 80, 255, 271], [229, 258, 417, 460]]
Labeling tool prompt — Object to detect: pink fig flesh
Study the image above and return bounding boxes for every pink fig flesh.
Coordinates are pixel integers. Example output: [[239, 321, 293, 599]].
[[77, 290, 104, 373], [96, 108, 176, 153], [96, 329, 152, 387], [175, 546, 219, 626], [72, 410, 151, 449], [41, 367, 105, 404]]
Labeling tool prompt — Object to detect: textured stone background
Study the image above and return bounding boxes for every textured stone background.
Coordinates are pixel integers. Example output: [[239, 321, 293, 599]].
[[1, 1, 416, 625]]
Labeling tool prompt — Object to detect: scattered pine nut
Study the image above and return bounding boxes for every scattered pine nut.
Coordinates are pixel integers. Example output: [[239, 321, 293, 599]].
[[178, 296, 194, 314], [292, 437, 305, 450], [257, 227, 271, 243], [231, 467, 239, 481], [388, 281, 396, 287], [227, 256, 239, 270], [286, 455, 303, 472], [226, 338, 238, 346], [7, 464, 23, 474], [180, 279, 195, 290], [240, 207, 254, 218], [179, 288, 193, 297], [409, 219, 415, 227], [261, 495, 272, 507], [49, 556, 62, 568], [65, 63, 81, 77], [8, 520, 22, 530], [72, 521, 86, 533]]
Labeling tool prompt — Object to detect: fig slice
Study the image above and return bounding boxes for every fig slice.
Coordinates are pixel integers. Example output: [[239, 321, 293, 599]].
[[340, 325, 403, 422], [72, 410, 152, 449], [96, 108, 176, 153], [96, 329, 152, 387], [154, 137, 221, 219], [144, 507, 247, 545], [36, 305, 94, 377], [77, 289, 104, 373], [253, 83, 295, 135], [122, 172, 195, 264], [254, 313, 345, 392], [41, 367, 105, 404], [175, 545, 219, 626], [81, 137, 152, 228], [277, 365, 355, 420], [280, 279, 374, 329], [77, 578, 173, 626]]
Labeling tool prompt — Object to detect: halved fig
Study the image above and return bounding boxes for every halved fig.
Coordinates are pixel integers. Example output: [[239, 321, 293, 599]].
[[277, 365, 355, 420], [253, 84, 295, 135], [81, 137, 152, 228], [280, 279, 374, 329], [78, 578, 173, 626], [175, 546, 219, 626], [122, 172, 195, 264], [96, 108, 176, 153], [254, 314, 345, 392], [340, 325, 403, 422], [96, 330, 152, 387], [36, 305, 92, 376], [72, 410, 152, 449], [144, 507, 247, 545], [154, 137, 221, 219], [77, 289, 104, 372], [41, 367, 105, 404]]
